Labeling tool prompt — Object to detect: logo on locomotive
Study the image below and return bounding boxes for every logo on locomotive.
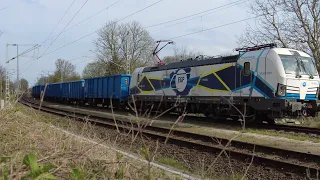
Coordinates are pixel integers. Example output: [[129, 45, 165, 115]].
[[170, 67, 192, 95], [175, 69, 188, 92]]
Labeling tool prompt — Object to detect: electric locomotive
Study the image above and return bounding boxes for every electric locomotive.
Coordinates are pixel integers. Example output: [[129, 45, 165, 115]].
[[129, 44, 320, 124]]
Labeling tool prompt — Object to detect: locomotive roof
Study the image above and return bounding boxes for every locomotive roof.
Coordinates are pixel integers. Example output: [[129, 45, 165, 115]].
[[143, 54, 239, 73]]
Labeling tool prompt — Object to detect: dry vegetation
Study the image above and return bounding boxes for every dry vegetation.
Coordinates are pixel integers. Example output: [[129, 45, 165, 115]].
[[3, 94, 317, 180], [0, 103, 187, 179]]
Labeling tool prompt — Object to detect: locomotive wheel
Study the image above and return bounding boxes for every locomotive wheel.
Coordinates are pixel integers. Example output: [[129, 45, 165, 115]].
[[255, 113, 275, 124], [266, 117, 275, 124], [244, 114, 256, 124]]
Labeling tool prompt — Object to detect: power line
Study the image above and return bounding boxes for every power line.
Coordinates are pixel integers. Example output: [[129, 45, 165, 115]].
[[169, 15, 262, 40], [7, 44, 40, 62], [20, 0, 165, 76], [40, 0, 90, 57], [74, 57, 93, 65], [38, 0, 165, 59], [146, 0, 247, 29], [20, 48, 40, 67], [41, 0, 77, 45], [150, 0, 246, 33], [69, 55, 87, 62], [41, 0, 122, 45]]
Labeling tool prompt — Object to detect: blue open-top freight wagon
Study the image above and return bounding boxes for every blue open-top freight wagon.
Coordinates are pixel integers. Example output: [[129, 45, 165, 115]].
[[45, 83, 62, 99], [84, 74, 131, 102], [32, 85, 45, 98], [60, 80, 85, 100], [31, 74, 131, 106]]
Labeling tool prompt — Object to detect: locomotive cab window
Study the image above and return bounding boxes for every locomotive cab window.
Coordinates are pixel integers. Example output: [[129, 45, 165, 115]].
[[243, 62, 250, 76]]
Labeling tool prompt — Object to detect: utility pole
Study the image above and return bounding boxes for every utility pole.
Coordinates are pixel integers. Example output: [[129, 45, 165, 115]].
[[16, 44, 19, 91], [6, 43, 38, 94], [5, 43, 10, 107]]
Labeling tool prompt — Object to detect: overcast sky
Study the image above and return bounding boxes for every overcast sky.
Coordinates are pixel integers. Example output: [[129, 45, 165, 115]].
[[0, 0, 254, 86]]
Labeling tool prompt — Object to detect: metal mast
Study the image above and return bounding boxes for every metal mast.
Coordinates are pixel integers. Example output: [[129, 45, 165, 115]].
[[5, 69, 10, 106], [5, 43, 10, 107]]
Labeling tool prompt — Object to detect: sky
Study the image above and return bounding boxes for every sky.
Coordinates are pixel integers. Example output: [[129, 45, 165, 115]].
[[0, 0, 254, 86]]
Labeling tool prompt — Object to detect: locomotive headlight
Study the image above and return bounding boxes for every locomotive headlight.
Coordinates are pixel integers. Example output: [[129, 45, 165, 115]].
[[277, 83, 286, 96]]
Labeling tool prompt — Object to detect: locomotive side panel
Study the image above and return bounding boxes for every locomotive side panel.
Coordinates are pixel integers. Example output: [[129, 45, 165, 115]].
[[131, 60, 278, 99]]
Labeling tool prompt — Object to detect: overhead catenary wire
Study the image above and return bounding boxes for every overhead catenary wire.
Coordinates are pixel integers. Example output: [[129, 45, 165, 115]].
[[16, 1, 119, 69], [150, 0, 246, 33], [74, 57, 94, 65], [37, 0, 165, 59], [41, 0, 122, 45], [68, 54, 89, 62], [169, 14, 263, 40], [20, 0, 165, 76], [38, 0, 246, 59], [41, 0, 77, 45], [145, 0, 247, 29], [7, 44, 41, 62], [40, 0, 90, 57], [20, 48, 40, 67], [28, 15, 260, 75]]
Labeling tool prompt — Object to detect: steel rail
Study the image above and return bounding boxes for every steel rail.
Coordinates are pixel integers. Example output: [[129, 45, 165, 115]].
[[19, 97, 320, 178]]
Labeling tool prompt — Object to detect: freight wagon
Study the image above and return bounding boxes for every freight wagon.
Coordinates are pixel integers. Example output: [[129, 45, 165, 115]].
[[32, 85, 45, 98], [83, 74, 131, 107], [45, 83, 61, 100], [32, 74, 131, 108]]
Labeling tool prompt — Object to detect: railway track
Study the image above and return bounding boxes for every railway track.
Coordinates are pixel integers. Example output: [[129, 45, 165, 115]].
[[19, 97, 320, 178], [250, 123, 320, 135], [31, 98, 320, 137], [188, 118, 320, 136]]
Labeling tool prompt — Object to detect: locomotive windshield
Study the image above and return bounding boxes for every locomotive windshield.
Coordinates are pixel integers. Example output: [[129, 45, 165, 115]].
[[279, 55, 318, 76]]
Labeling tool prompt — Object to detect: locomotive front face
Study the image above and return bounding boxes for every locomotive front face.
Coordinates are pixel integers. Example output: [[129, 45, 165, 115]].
[[272, 48, 320, 100], [270, 48, 320, 116]]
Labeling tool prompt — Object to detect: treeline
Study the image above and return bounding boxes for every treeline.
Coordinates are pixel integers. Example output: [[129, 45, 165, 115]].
[[0, 65, 28, 98], [36, 59, 80, 85], [237, 0, 320, 70]]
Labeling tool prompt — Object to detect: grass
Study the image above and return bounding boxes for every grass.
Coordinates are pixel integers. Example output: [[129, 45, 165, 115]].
[[244, 128, 320, 143], [215, 174, 246, 180], [14, 96, 312, 179], [293, 117, 320, 129], [0, 102, 185, 180], [157, 157, 186, 171]]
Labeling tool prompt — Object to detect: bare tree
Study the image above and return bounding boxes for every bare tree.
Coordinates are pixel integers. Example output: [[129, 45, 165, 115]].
[[19, 78, 28, 91], [36, 59, 80, 84], [237, 0, 320, 65], [82, 61, 106, 78], [36, 76, 48, 85], [94, 21, 154, 75], [162, 47, 202, 64]]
